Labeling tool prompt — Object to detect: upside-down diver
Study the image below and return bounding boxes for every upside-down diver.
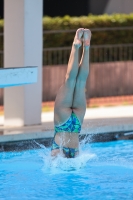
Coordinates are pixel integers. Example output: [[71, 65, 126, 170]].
[[51, 28, 91, 158]]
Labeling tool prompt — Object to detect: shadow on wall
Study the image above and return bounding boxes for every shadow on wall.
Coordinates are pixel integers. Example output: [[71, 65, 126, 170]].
[[89, 0, 109, 15], [90, 0, 133, 15]]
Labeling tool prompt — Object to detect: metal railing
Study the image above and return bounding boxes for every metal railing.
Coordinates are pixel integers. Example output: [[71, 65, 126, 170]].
[[1, 44, 133, 67], [43, 43, 133, 65], [0, 50, 3, 68], [43, 26, 133, 65], [0, 32, 3, 68], [1, 26, 133, 67], [43, 46, 71, 65], [90, 43, 133, 63], [43, 26, 133, 34]]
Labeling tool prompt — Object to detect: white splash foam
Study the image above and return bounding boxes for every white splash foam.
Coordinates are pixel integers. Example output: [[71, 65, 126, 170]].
[[51, 152, 95, 171], [35, 137, 96, 173], [40, 148, 96, 173]]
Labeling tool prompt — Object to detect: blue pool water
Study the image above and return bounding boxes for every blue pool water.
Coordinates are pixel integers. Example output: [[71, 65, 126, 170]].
[[0, 140, 133, 200]]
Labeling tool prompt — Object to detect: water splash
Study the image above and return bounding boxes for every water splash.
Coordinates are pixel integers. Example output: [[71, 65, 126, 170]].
[[34, 141, 96, 173], [35, 139, 133, 173], [50, 152, 95, 172]]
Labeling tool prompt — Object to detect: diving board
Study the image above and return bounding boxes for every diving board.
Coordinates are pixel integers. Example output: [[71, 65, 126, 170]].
[[0, 66, 38, 88]]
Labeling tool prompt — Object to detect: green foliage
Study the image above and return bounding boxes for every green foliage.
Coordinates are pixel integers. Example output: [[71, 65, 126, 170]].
[[0, 14, 133, 49], [0, 19, 3, 32], [0, 19, 3, 51], [1, 14, 133, 67], [43, 14, 133, 47]]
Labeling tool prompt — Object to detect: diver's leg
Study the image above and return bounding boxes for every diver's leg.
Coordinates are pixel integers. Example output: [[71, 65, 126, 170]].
[[72, 29, 91, 124], [54, 28, 84, 125], [51, 28, 84, 157]]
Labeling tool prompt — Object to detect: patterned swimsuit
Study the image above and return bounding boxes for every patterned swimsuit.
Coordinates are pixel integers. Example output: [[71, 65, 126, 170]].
[[51, 112, 81, 158]]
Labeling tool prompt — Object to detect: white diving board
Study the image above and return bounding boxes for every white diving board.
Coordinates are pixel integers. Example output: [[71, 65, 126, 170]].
[[0, 66, 38, 88]]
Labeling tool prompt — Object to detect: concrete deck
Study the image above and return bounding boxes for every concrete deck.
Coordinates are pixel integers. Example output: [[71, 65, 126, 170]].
[[0, 105, 133, 145]]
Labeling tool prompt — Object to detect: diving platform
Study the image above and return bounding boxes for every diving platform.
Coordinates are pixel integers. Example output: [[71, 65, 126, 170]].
[[0, 66, 38, 88]]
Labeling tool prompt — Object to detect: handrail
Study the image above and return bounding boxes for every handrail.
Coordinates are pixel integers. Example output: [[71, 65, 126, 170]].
[[43, 43, 133, 51], [0, 26, 133, 35], [43, 26, 133, 34]]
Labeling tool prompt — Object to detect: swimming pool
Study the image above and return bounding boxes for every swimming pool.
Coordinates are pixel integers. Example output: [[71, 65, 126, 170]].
[[0, 140, 133, 200]]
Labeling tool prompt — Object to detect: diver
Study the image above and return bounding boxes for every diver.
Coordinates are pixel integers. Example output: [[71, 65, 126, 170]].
[[51, 28, 91, 158]]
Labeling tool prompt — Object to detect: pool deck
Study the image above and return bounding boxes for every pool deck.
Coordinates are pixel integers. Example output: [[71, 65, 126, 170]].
[[0, 105, 133, 147]]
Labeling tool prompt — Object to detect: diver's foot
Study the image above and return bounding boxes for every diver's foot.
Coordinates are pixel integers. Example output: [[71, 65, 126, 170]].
[[73, 28, 84, 48], [83, 29, 91, 49]]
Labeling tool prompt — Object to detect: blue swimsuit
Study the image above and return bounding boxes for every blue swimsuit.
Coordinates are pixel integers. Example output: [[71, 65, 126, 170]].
[[51, 112, 81, 158]]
